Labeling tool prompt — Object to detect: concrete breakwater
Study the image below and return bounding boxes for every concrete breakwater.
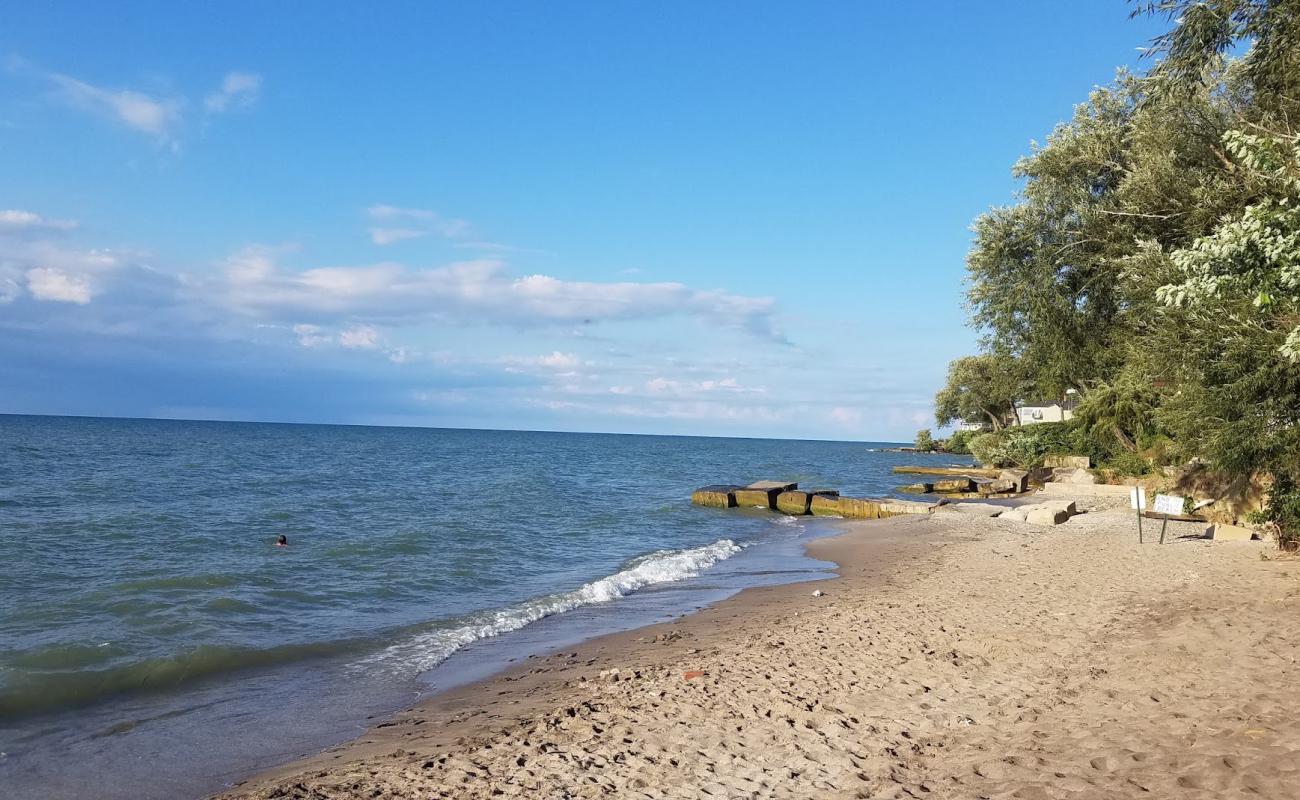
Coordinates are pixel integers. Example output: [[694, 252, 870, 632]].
[[895, 466, 1034, 500], [691, 481, 941, 520]]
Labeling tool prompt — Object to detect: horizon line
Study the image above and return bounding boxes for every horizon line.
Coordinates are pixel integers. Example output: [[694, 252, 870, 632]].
[[0, 410, 921, 447]]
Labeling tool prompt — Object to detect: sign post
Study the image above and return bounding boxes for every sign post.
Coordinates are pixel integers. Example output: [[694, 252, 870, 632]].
[[1130, 487, 1147, 543], [1153, 494, 1185, 545]]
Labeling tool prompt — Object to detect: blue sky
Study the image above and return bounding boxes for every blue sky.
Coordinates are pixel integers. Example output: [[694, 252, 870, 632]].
[[0, 2, 1165, 440]]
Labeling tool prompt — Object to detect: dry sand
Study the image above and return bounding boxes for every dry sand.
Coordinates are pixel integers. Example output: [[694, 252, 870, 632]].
[[218, 499, 1300, 799]]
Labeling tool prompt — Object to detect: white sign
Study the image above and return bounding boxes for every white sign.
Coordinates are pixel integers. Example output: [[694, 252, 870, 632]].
[[1129, 487, 1147, 510], [1153, 494, 1185, 516]]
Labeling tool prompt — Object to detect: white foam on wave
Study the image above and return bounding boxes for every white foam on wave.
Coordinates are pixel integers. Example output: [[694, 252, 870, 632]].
[[354, 538, 743, 676]]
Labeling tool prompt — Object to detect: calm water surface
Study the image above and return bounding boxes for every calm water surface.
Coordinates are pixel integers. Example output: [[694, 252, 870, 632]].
[[0, 416, 970, 798]]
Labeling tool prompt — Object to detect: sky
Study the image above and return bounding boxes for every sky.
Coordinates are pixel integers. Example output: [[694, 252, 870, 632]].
[[0, 2, 1168, 441]]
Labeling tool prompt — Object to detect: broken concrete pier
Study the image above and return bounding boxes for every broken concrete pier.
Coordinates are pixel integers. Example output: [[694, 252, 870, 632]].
[[892, 466, 1001, 478], [776, 489, 838, 516], [693, 481, 941, 519], [690, 485, 740, 509]]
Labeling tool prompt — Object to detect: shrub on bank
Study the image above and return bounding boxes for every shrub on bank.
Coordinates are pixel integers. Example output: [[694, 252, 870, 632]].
[[1257, 480, 1300, 551], [1099, 450, 1153, 477], [945, 428, 976, 454], [968, 422, 1083, 468]]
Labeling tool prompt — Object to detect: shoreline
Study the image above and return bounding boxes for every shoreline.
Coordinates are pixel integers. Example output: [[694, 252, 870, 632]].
[[215, 517, 933, 796], [219, 504, 1300, 799]]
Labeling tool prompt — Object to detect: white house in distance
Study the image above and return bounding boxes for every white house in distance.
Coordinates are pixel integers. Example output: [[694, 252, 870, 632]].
[[1015, 389, 1079, 426]]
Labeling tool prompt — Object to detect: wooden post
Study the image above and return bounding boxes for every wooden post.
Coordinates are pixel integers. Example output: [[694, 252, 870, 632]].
[[1132, 486, 1144, 544], [1159, 514, 1169, 545]]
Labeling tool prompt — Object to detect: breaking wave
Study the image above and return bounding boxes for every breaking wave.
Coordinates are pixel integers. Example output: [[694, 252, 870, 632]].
[[356, 538, 743, 676]]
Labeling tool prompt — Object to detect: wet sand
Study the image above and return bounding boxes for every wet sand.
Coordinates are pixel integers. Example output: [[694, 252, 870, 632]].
[[218, 501, 1300, 799]]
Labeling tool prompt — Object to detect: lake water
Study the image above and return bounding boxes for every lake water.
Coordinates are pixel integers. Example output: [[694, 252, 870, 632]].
[[0, 415, 970, 798]]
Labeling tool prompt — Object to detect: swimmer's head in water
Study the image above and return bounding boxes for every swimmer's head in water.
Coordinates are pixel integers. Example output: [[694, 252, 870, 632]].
[[276, 535, 288, 546]]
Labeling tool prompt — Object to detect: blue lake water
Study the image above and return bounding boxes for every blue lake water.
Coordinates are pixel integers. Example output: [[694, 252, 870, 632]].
[[0, 415, 971, 798]]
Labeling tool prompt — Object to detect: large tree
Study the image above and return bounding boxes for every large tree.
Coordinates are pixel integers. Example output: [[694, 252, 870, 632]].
[[934, 354, 1032, 431], [1155, 128, 1300, 476], [965, 69, 1244, 399]]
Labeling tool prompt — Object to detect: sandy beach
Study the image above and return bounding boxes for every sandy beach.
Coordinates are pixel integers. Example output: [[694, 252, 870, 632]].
[[218, 500, 1300, 799]]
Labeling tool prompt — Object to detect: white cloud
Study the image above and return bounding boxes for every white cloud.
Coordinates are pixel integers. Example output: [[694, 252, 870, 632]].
[[501, 351, 582, 371], [0, 209, 78, 232], [204, 71, 262, 113], [369, 227, 429, 246], [293, 323, 330, 347], [412, 389, 471, 405], [644, 376, 754, 395], [47, 71, 180, 139], [11, 57, 259, 147], [0, 232, 121, 305], [525, 396, 788, 423], [221, 253, 785, 340], [26, 267, 92, 304], [366, 205, 471, 244], [828, 406, 863, 426], [338, 324, 380, 349]]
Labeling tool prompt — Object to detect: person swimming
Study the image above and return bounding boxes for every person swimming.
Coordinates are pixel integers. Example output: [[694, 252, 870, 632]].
[[276, 535, 288, 547]]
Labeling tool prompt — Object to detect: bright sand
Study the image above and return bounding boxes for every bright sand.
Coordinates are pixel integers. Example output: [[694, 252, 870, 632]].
[[217, 501, 1300, 799]]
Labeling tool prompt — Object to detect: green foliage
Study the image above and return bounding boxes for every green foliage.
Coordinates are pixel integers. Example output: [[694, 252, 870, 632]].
[[914, 429, 935, 452], [945, 428, 977, 454], [1151, 128, 1300, 482], [1133, 1, 1300, 119], [1070, 375, 1163, 453], [933, 354, 1030, 431], [1101, 450, 1153, 477], [1262, 479, 1300, 550], [967, 432, 1008, 468], [968, 423, 1081, 468], [950, 2, 1300, 492]]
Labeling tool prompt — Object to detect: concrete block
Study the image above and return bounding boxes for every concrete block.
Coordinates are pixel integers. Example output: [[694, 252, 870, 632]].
[[809, 494, 843, 516], [1053, 467, 1097, 485], [978, 479, 1016, 494], [1039, 482, 1133, 498], [1028, 467, 1056, 486], [1044, 455, 1091, 469], [999, 500, 1076, 523], [879, 499, 939, 516], [933, 477, 975, 493], [734, 487, 780, 509], [746, 480, 798, 492], [1206, 523, 1257, 541], [1041, 499, 1078, 515], [691, 485, 739, 508], [949, 502, 1006, 516], [1026, 507, 1070, 525], [899, 482, 934, 494], [776, 491, 813, 515], [1000, 469, 1029, 493], [893, 466, 1001, 477], [837, 497, 883, 519]]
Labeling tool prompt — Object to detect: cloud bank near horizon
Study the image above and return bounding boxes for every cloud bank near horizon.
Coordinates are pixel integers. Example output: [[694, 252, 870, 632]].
[[0, 203, 933, 438]]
